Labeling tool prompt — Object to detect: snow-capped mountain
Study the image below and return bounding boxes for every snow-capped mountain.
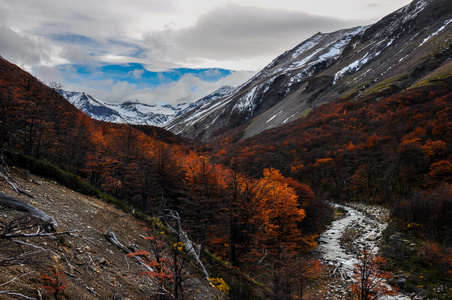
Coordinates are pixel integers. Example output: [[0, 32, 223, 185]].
[[58, 86, 234, 127], [166, 0, 452, 142], [175, 85, 236, 118]]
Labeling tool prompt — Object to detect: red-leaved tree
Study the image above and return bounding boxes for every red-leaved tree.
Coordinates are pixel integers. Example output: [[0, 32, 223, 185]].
[[350, 248, 399, 300], [40, 267, 68, 299]]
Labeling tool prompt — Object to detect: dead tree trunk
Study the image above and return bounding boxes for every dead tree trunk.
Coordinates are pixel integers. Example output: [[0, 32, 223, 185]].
[[162, 209, 211, 283], [0, 193, 58, 231]]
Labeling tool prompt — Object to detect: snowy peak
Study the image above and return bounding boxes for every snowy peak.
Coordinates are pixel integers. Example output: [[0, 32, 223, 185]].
[[58, 90, 124, 123], [165, 27, 368, 140], [58, 90, 186, 126], [58, 86, 235, 127], [175, 86, 235, 117], [263, 27, 367, 77]]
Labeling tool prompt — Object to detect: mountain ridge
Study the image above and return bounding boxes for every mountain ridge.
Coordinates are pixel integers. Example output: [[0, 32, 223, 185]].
[[58, 85, 235, 127], [165, 0, 452, 142]]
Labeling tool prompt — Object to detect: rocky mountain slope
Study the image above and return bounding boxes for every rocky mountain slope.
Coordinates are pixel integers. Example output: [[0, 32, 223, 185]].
[[166, 0, 452, 142], [58, 86, 235, 127], [0, 166, 220, 299]]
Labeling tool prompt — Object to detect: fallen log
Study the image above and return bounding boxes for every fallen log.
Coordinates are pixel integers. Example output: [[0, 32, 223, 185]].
[[0, 291, 36, 300], [0, 193, 58, 231]]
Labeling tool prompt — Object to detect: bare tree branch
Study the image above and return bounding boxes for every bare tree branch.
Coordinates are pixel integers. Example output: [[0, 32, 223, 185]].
[[105, 228, 155, 274], [0, 172, 35, 198], [1, 229, 77, 239], [0, 271, 35, 287], [0, 248, 42, 267], [0, 290, 36, 300], [85, 286, 101, 297], [12, 239, 60, 259]]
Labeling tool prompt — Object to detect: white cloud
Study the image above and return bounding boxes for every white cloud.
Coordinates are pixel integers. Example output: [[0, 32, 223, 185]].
[[0, 0, 411, 72], [140, 4, 359, 70], [144, 71, 255, 105], [57, 70, 254, 105], [0, 25, 67, 70], [130, 69, 145, 79]]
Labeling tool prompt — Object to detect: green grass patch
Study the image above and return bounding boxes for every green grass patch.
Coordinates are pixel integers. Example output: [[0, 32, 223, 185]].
[[420, 36, 452, 60], [297, 107, 313, 120], [361, 74, 411, 97], [339, 81, 371, 99], [410, 71, 452, 89]]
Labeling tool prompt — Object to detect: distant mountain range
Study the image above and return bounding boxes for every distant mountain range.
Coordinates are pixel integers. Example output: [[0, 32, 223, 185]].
[[58, 85, 235, 127], [165, 0, 452, 142]]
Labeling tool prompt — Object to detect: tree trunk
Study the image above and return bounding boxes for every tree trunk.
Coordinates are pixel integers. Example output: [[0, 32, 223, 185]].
[[0, 193, 58, 231]]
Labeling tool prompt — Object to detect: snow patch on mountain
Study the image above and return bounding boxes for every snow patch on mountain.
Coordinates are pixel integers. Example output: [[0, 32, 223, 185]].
[[175, 85, 235, 118], [162, 0, 452, 142], [334, 51, 375, 84], [235, 86, 259, 112], [166, 27, 369, 139], [419, 18, 452, 47], [233, 27, 368, 113], [400, 0, 428, 23]]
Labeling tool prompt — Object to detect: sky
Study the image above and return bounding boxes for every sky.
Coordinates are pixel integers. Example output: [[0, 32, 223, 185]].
[[0, 0, 412, 105]]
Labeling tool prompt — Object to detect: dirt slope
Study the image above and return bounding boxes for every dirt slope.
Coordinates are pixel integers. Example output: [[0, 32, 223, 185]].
[[0, 167, 218, 299]]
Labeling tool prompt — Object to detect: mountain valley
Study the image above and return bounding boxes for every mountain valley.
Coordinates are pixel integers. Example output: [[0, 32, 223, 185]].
[[0, 0, 451, 299]]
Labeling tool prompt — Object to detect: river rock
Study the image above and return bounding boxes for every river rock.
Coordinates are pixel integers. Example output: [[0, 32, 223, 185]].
[[389, 232, 405, 241], [390, 275, 407, 289], [316, 203, 412, 300], [366, 235, 379, 241]]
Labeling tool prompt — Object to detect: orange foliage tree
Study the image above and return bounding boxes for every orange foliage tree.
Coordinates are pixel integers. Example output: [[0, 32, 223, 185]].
[[297, 258, 322, 299], [418, 242, 452, 277], [126, 223, 192, 300], [253, 168, 305, 254], [127, 245, 174, 298], [180, 154, 227, 254], [252, 168, 308, 297], [208, 167, 259, 267]]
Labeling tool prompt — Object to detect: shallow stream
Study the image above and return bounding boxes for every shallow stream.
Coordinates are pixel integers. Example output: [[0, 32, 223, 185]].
[[315, 203, 410, 300]]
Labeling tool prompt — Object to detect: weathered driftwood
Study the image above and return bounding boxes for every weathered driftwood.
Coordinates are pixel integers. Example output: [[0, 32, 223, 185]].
[[331, 262, 349, 281], [105, 228, 132, 254], [0, 291, 36, 300], [0, 172, 35, 198], [1, 230, 76, 239], [0, 193, 58, 230]]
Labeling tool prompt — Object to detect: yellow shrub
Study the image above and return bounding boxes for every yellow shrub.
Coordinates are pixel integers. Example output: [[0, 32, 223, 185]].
[[209, 277, 230, 295]]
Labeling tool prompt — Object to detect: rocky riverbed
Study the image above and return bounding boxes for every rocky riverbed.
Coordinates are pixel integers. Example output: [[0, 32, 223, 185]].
[[315, 203, 417, 300]]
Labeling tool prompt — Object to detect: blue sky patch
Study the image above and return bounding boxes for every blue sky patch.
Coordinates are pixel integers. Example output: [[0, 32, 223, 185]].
[[60, 63, 234, 88]]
